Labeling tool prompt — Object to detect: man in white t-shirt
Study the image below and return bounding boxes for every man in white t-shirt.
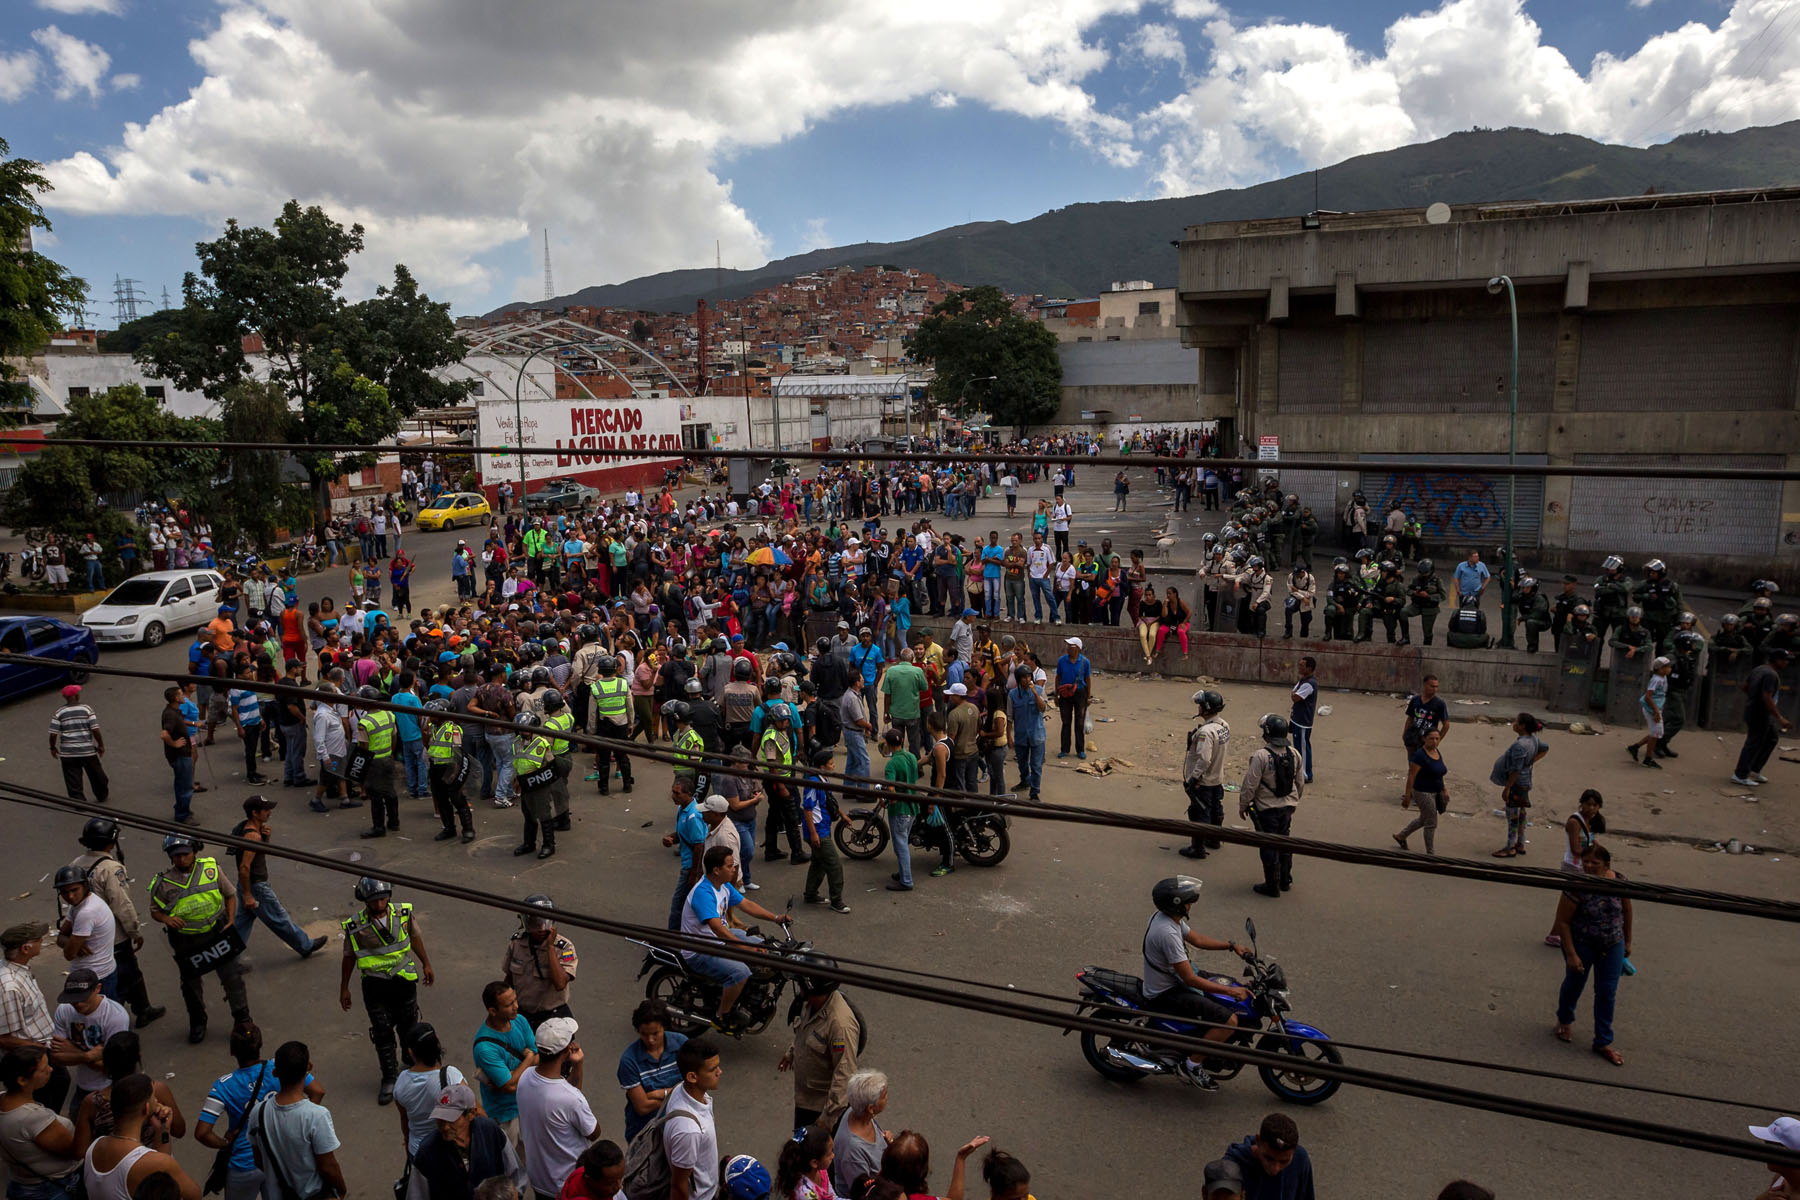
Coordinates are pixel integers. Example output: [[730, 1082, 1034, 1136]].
[[516, 1016, 596, 1197], [663, 1037, 723, 1200], [1025, 532, 1054, 624], [55, 868, 116, 993], [51, 968, 129, 1105], [1050, 498, 1073, 558]]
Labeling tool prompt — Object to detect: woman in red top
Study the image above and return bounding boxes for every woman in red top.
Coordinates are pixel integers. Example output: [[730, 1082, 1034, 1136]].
[[279, 602, 306, 668], [878, 1130, 990, 1200]]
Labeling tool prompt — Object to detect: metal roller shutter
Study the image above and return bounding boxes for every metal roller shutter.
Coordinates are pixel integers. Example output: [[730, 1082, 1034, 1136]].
[[1273, 464, 1340, 523], [1358, 453, 1546, 549], [1567, 454, 1781, 557]]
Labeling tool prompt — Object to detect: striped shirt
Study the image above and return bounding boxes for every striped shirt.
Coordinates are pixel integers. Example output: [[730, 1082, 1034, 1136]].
[[229, 688, 263, 726], [0, 960, 53, 1045], [48, 704, 100, 756]]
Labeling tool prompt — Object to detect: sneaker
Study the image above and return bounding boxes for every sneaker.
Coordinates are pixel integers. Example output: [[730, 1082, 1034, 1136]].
[[337, 799, 364, 809], [492, 796, 514, 808], [134, 1005, 166, 1028], [1252, 883, 1281, 898], [1077, 752, 1086, 760], [744, 882, 761, 891], [930, 864, 954, 877], [433, 828, 458, 841], [1751, 772, 1770, 784], [1627, 743, 1640, 762], [1732, 775, 1761, 787], [885, 882, 913, 892], [460, 830, 476, 844], [583, 771, 600, 782], [829, 901, 852, 914], [246, 775, 269, 784], [1175, 1060, 1220, 1090], [308, 801, 328, 813], [1178, 846, 1208, 859], [804, 895, 825, 905], [1642, 758, 1662, 769]]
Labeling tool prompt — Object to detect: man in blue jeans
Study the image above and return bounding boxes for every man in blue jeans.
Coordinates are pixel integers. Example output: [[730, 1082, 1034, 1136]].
[[679, 845, 786, 1032], [230, 796, 327, 958], [1289, 657, 1317, 784], [1007, 668, 1047, 802], [161, 686, 197, 823], [390, 673, 428, 799]]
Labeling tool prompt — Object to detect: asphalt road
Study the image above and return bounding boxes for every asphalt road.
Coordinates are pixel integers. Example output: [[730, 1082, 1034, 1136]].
[[1, 498, 1795, 1198]]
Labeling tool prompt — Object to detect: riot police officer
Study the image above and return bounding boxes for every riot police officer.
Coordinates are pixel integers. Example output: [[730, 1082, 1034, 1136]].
[[1354, 547, 1378, 591], [338, 877, 432, 1105], [71, 818, 164, 1027], [1760, 612, 1800, 666], [541, 689, 575, 833], [1633, 559, 1684, 647], [586, 654, 634, 794], [1713, 612, 1754, 667], [1593, 555, 1633, 646], [1371, 561, 1409, 644], [423, 698, 475, 843], [147, 832, 249, 1044], [1403, 559, 1447, 646], [1739, 580, 1780, 618], [1323, 562, 1361, 642], [1199, 545, 1230, 631], [511, 712, 558, 859], [1515, 577, 1552, 653], [686, 676, 723, 752], [1563, 603, 1600, 658], [664, 699, 705, 795], [1609, 605, 1655, 663], [354, 686, 401, 839], [1550, 575, 1584, 651], [1236, 556, 1273, 639], [1658, 612, 1704, 657], [1295, 506, 1318, 568], [1744, 596, 1776, 648], [1659, 631, 1703, 758]]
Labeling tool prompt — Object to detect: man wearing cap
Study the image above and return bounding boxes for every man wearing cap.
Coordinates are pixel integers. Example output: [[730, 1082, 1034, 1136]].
[[49, 967, 128, 1117], [54, 865, 115, 1000], [950, 608, 976, 666], [231, 796, 328, 959], [1222, 1113, 1314, 1199], [1054, 637, 1093, 761], [515, 1017, 597, 1199], [700, 795, 744, 885], [148, 833, 251, 1044], [1202, 1158, 1245, 1200], [48, 684, 108, 804], [405, 1080, 527, 1200], [944, 682, 981, 794], [1749, 1115, 1800, 1197], [70, 819, 164, 1028], [1, 922, 67, 1109], [501, 899, 578, 1030]]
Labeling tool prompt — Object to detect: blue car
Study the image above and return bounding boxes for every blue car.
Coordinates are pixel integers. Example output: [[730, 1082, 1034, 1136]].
[[0, 616, 98, 703]]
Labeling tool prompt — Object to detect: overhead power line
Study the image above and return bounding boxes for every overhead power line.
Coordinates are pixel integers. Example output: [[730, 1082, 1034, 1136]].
[[0, 779, 1792, 1172], [5, 652, 1797, 925]]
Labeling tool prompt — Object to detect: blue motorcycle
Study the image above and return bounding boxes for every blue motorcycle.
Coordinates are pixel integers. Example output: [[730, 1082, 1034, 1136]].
[[1072, 918, 1341, 1104]]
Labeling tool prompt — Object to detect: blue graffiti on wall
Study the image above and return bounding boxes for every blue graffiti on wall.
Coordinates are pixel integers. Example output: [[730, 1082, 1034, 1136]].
[[1369, 473, 1504, 539]]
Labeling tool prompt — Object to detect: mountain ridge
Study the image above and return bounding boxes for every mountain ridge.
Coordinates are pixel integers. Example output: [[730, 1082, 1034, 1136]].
[[490, 122, 1800, 317]]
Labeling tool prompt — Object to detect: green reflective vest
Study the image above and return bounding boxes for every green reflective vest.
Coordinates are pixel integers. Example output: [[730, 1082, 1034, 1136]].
[[359, 709, 396, 758], [759, 727, 793, 779], [590, 676, 630, 723], [544, 710, 574, 757], [343, 902, 418, 980], [513, 732, 553, 779], [673, 726, 704, 773], [427, 721, 462, 763], [147, 857, 226, 929]]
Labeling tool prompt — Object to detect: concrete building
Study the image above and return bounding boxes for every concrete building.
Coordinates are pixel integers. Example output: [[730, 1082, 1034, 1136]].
[[1175, 187, 1800, 582]]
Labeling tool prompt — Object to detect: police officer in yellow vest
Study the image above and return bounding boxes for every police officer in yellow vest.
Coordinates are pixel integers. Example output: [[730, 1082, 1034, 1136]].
[[337, 876, 433, 1105], [353, 685, 402, 840], [541, 688, 575, 833], [664, 699, 707, 796], [586, 655, 634, 796], [424, 698, 475, 844], [759, 706, 806, 862], [147, 833, 250, 1045], [512, 712, 559, 860]]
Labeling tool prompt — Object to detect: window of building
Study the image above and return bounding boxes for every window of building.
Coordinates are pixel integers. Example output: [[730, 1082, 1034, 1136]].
[[1076, 336, 1092, 343], [1106, 335, 1121, 341], [145, 385, 166, 400], [67, 387, 89, 399], [468, 381, 485, 396], [1137, 301, 1161, 316]]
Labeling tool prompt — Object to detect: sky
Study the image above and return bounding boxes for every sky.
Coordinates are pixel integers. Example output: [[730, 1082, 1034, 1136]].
[[6, 0, 1800, 320]]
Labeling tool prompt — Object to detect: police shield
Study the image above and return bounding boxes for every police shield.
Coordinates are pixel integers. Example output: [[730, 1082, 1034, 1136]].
[[1779, 660, 1800, 725], [1605, 650, 1653, 728], [1701, 649, 1754, 732], [346, 748, 372, 784], [174, 923, 246, 977], [1553, 634, 1596, 714]]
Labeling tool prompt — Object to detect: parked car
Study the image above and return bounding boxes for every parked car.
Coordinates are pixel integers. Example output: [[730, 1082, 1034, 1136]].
[[414, 491, 492, 532], [80, 569, 226, 648], [524, 480, 599, 513], [0, 617, 98, 702]]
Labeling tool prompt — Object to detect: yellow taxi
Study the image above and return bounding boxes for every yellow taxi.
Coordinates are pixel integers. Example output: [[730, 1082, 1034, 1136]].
[[414, 491, 492, 531]]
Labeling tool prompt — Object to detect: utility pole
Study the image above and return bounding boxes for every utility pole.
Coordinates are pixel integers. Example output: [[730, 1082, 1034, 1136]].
[[542, 229, 554, 303]]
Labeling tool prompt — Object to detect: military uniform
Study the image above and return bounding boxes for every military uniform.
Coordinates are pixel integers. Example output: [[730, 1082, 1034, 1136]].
[[759, 724, 804, 860], [1608, 618, 1655, 665], [1550, 578, 1584, 650], [425, 717, 475, 841], [1295, 509, 1318, 568], [587, 674, 634, 793], [341, 899, 422, 1098], [356, 707, 401, 836], [512, 729, 559, 858], [500, 929, 579, 1029], [671, 723, 706, 794], [1402, 570, 1446, 646], [1633, 571, 1684, 647], [543, 706, 576, 830], [1712, 624, 1754, 668], [1660, 636, 1702, 757], [148, 856, 249, 1041], [73, 849, 159, 1023], [1593, 569, 1634, 646], [1367, 569, 1408, 643], [1324, 570, 1362, 642], [1516, 586, 1552, 653]]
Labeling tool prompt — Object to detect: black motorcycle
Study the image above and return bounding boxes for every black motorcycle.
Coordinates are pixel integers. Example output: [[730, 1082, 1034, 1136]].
[[631, 914, 814, 1039], [833, 798, 1010, 867]]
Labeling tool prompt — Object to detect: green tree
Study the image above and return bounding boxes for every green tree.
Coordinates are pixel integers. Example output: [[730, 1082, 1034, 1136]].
[[95, 308, 185, 354], [905, 285, 1061, 432], [136, 201, 472, 524], [216, 379, 315, 548], [1, 385, 219, 576], [1, 137, 88, 410]]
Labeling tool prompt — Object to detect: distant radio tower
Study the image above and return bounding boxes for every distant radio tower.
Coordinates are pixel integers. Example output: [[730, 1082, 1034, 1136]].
[[542, 228, 554, 302], [112, 275, 147, 324], [159, 285, 172, 311]]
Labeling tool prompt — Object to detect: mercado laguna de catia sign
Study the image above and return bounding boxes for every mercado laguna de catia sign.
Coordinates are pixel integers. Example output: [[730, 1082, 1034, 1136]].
[[477, 397, 685, 495]]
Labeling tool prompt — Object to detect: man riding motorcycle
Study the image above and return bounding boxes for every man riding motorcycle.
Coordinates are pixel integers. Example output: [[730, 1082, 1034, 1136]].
[[680, 844, 790, 1034], [1142, 876, 1253, 1091]]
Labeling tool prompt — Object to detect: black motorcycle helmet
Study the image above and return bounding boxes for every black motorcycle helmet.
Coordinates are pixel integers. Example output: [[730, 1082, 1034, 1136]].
[[761, 678, 783, 697], [1152, 876, 1202, 919], [1191, 689, 1225, 715], [353, 876, 392, 903], [78, 817, 120, 851], [1259, 713, 1291, 740], [733, 658, 754, 680], [541, 688, 566, 713], [53, 864, 88, 890], [793, 952, 842, 998]]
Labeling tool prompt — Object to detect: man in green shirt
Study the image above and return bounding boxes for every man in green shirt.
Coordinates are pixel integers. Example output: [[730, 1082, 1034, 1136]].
[[880, 727, 920, 893], [879, 648, 928, 755]]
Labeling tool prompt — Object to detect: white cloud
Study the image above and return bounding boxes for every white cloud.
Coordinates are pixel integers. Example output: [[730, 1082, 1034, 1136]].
[[1630, 0, 1655, 7], [799, 217, 831, 251], [109, 71, 138, 89], [1131, 21, 1187, 68], [42, 0, 1146, 306], [35, 0, 125, 13], [30, 25, 111, 100], [0, 50, 41, 101], [1147, 0, 1800, 195]]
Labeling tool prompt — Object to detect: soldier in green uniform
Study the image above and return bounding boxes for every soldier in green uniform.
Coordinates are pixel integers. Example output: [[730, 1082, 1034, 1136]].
[[541, 688, 576, 833], [1402, 558, 1447, 646], [1744, 597, 1776, 649], [1263, 504, 1287, 570], [1550, 575, 1584, 651], [353, 685, 401, 840], [1371, 561, 1410, 644], [1278, 496, 1302, 566], [1632, 558, 1684, 648], [1712, 613, 1754, 668], [423, 698, 475, 843], [1760, 612, 1800, 666], [338, 876, 432, 1104], [1739, 580, 1780, 618], [1295, 506, 1318, 568], [1658, 630, 1704, 758], [1323, 562, 1362, 642], [1657, 611, 1703, 657], [586, 655, 634, 795], [1592, 555, 1633, 646], [1609, 605, 1655, 664], [1515, 577, 1552, 653], [1563, 603, 1600, 658], [511, 712, 558, 859], [1354, 548, 1379, 591], [148, 833, 250, 1045]]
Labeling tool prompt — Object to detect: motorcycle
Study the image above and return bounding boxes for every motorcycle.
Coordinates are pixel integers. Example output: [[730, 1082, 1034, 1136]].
[[833, 797, 1011, 867], [1070, 918, 1341, 1104], [630, 911, 814, 1039]]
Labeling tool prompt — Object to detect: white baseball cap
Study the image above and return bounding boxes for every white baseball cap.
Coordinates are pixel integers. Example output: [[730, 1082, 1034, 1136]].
[[1750, 1117, 1800, 1151], [946, 682, 967, 696], [1065, 636, 1083, 649], [535, 1016, 579, 1054]]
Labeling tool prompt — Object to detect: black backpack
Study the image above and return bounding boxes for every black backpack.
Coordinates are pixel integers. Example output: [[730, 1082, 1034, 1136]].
[[1269, 748, 1296, 798]]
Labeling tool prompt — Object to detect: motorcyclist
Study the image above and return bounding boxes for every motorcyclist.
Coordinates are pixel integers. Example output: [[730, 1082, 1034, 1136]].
[[1141, 876, 1252, 1091], [679, 844, 790, 1035]]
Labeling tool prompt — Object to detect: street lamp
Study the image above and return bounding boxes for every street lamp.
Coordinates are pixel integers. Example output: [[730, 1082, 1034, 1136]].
[[1487, 274, 1519, 650], [949, 375, 996, 444]]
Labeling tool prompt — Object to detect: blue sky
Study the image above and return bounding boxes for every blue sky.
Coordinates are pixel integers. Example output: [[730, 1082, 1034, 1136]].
[[3, 0, 1788, 319]]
